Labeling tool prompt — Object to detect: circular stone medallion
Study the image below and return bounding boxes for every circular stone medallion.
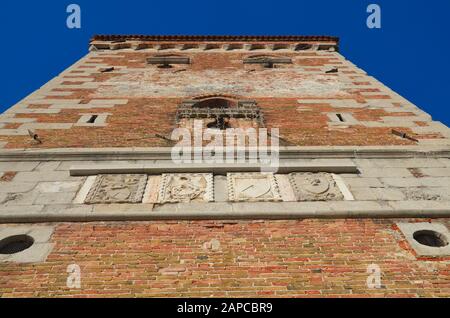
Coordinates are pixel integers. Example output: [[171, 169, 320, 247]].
[[298, 175, 330, 194]]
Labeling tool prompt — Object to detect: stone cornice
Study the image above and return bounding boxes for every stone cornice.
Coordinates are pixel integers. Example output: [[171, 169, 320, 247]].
[[1, 201, 450, 223], [68, 161, 359, 176], [0, 146, 449, 161], [89, 35, 339, 51]]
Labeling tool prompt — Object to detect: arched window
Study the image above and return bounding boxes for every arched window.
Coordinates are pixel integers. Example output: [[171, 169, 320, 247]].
[[192, 98, 236, 109], [194, 97, 235, 130], [176, 96, 264, 130]]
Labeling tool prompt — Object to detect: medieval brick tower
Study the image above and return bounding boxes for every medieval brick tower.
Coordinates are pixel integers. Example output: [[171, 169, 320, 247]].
[[0, 35, 449, 297]]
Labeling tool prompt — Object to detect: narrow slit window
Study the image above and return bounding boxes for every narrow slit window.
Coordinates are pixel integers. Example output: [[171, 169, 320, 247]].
[[243, 56, 292, 69], [336, 114, 345, 122], [147, 56, 190, 68], [76, 113, 109, 127], [87, 115, 98, 124]]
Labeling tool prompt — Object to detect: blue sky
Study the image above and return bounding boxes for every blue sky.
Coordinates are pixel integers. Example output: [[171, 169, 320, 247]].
[[0, 0, 449, 126]]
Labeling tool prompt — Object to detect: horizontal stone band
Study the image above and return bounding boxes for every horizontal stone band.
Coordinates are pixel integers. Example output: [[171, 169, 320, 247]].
[[69, 162, 359, 176]]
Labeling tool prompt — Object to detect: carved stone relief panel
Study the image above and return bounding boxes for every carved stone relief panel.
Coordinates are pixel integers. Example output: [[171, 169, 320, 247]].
[[289, 172, 344, 201], [227, 173, 282, 202], [85, 174, 148, 204], [158, 173, 214, 203]]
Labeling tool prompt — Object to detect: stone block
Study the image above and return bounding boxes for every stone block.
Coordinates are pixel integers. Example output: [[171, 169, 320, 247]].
[[34, 162, 61, 172], [28, 226, 55, 243], [344, 177, 383, 188], [34, 192, 76, 205], [0, 117, 36, 124], [166, 202, 232, 213], [380, 178, 422, 188], [142, 175, 161, 204], [0, 182, 37, 193], [0, 226, 36, 239], [401, 187, 450, 201], [35, 181, 81, 193], [56, 161, 111, 171], [372, 158, 447, 168], [359, 168, 411, 178], [331, 174, 354, 201], [0, 129, 28, 136], [42, 204, 93, 215], [13, 171, 72, 182], [419, 177, 450, 187], [1, 190, 39, 205], [0, 205, 44, 215], [0, 162, 40, 172], [350, 188, 378, 201], [73, 176, 96, 204], [388, 200, 450, 212], [20, 123, 73, 130], [374, 188, 406, 201], [92, 203, 153, 214], [420, 168, 450, 177]]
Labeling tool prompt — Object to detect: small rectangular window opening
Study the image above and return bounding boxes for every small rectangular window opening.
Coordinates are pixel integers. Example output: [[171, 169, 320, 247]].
[[336, 114, 345, 122], [87, 115, 98, 124], [147, 57, 191, 69]]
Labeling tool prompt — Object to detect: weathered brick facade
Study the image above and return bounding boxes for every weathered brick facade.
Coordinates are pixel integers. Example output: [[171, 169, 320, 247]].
[[0, 36, 449, 298], [1, 36, 447, 149], [1, 219, 449, 297]]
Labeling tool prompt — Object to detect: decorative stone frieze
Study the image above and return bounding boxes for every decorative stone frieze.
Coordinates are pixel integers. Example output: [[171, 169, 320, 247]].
[[85, 174, 148, 204], [289, 172, 344, 201], [274, 174, 297, 202], [158, 173, 214, 203], [227, 173, 282, 202]]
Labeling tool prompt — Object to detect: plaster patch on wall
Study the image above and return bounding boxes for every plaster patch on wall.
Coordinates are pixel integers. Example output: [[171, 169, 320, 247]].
[[95, 69, 350, 98]]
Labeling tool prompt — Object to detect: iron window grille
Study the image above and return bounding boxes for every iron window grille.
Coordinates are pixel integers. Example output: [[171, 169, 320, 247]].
[[175, 100, 265, 128]]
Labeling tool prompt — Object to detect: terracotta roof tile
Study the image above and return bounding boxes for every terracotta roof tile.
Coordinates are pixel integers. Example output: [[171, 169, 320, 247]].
[[91, 34, 339, 43]]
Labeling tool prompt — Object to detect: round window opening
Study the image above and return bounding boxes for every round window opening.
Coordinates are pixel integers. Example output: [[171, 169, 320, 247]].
[[0, 235, 34, 255], [413, 230, 449, 248]]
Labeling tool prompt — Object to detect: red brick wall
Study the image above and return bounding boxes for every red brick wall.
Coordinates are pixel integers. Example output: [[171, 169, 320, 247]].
[[1, 51, 442, 149], [1, 219, 449, 297]]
